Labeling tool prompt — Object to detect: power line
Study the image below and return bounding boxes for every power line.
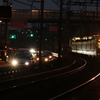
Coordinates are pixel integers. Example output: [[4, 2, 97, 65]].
[[13, 0, 38, 9]]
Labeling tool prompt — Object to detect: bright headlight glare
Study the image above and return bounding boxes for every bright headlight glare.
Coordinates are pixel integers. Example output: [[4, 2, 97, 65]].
[[25, 62, 29, 65], [30, 49, 35, 53], [12, 60, 18, 65]]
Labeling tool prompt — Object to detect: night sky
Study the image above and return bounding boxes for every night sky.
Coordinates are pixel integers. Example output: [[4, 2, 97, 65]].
[[0, 0, 59, 10]]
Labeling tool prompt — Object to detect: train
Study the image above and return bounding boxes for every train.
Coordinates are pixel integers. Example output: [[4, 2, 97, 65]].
[[70, 35, 100, 57]]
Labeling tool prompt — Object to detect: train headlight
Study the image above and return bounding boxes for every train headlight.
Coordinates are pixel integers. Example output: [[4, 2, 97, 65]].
[[25, 62, 29, 66], [11, 60, 18, 66]]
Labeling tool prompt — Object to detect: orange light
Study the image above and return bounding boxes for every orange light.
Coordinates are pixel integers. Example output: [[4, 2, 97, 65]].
[[0, 59, 2, 61], [98, 39, 100, 42]]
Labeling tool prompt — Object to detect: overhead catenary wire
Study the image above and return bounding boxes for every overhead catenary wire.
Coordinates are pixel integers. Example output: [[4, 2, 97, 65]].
[[13, 0, 38, 10]]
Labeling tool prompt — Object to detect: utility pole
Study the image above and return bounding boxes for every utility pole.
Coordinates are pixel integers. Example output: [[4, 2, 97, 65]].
[[58, 0, 63, 63], [28, 0, 43, 69], [4, 0, 8, 49], [39, 0, 44, 69]]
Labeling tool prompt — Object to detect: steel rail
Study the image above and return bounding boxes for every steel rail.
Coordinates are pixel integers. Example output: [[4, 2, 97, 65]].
[[49, 73, 100, 100], [0, 57, 85, 91]]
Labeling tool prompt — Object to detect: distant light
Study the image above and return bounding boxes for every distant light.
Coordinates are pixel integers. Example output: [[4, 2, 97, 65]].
[[98, 53, 100, 55], [31, 81, 34, 83], [10, 3, 12, 7], [98, 39, 100, 42], [13, 86, 16, 88], [9, 35, 16, 39], [31, 10, 38, 12], [30, 34, 34, 37], [61, 28, 63, 30], [5, 46, 7, 48], [0, 20, 2, 23], [88, 36, 92, 39], [37, 58, 39, 60], [49, 56, 52, 58], [44, 58, 49, 62], [74, 37, 81, 41], [82, 37, 87, 40], [45, 39, 47, 41]]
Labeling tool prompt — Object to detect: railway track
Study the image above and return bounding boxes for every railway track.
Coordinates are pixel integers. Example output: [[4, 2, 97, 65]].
[[0, 57, 87, 100], [0, 56, 73, 80], [49, 54, 100, 100]]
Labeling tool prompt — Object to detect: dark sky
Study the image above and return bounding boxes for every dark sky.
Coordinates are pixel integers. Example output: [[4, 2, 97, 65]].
[[0, 0, 59, 10], [0, 0, 99, 11]]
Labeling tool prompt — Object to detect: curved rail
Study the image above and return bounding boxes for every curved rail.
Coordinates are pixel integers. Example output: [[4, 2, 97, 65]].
[[0, 57, 86, 92], [49, 72, 100, 100]]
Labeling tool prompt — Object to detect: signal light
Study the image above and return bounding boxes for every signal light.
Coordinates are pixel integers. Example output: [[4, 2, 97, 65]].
[[9, 35, 16, 39], [30, 34, 34, 37]]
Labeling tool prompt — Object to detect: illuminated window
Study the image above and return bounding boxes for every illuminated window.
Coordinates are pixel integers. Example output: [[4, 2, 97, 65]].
[[98, 42, 100, 48]]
